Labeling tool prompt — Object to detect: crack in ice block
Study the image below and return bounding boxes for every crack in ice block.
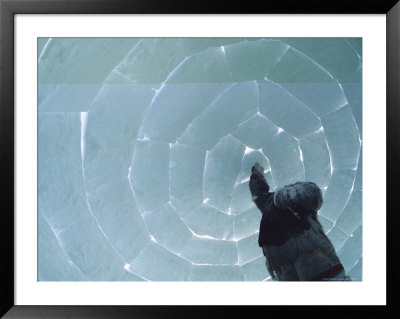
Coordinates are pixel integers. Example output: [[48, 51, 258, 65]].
[[233, 206, 261, 241], [56, 213, 127, 280], [341, 83, 362, 136], [83, 84, 155, 192], [86, 178, 150, 262], [354, 148, 362, 191], [38, 83, 57, 107], [231, 114, 280, 150], [139, 83, 229, 142], [267, 48, 333, 83], [169, 144, 206, 217], [282, 38, 362, 83], [38, 212, 85, 281], [203, 135, 245, 212], [39, 113, 88, 230], [262, 131, 305, 187], [129, 140, 170, 212], [335, 190, 362, 235], [317, 214, 335, 234], [117, 269, 145, 281], [241, 256, 269, 281], [114, 38, 187, 84], [344, 38, 362, 57], [230, 181, 254, 214], [236, 233, 263, 266], [127, 242, 192, 281], [259, 82, 322, 139], [326, 226, 351, 252], [180, 236, 238, 265], [337, 225, 362, 274], [278, 82, 348, 118], [299, 129, 331, 188], [319, 168, 355, 221], [224, 39, 289, 81], [183, 204, 235, 241], [348, 258, 362, 281], [39, 84, 102, 112], [178, 83, 258, 150], [321, 105, 361, 170], [166, 47, 233, 83], [178, 38, 248, 57], [143, 203, 192, 254], [39, 38, 139, 84], [236, 149, 270, 183]]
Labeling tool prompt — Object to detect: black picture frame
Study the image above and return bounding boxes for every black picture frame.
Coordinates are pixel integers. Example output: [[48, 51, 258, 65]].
[[1, 0, 398, 318]]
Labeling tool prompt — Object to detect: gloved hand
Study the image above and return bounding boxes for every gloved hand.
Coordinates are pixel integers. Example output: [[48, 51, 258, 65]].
[[252, 162, 264, 175]]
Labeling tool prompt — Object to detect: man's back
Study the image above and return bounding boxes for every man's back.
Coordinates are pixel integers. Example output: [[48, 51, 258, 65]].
[[257, 192, 312, 246]]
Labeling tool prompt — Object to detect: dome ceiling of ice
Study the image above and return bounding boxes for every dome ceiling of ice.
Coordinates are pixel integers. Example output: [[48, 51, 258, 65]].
[[38, 38, 362, 281]]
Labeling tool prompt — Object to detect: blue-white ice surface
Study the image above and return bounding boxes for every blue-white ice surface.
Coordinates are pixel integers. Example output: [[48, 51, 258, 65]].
[[38, 38, 362, 281]]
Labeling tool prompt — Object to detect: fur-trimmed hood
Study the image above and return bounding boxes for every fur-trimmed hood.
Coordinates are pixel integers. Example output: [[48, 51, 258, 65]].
[[274, 182, 323, 216]]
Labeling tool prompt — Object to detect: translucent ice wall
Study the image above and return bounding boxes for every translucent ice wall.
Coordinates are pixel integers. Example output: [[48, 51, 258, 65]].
[[38, 38, 362, 281]]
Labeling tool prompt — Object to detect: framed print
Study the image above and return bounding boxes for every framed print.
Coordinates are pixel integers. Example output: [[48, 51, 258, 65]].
[[1, 0, 399, 318]]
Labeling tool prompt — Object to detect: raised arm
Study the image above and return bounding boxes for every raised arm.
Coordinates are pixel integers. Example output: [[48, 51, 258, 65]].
[[249, 163, 270, 211]]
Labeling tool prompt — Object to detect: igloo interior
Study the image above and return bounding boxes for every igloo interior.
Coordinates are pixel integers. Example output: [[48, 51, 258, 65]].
[[38, 38, 362, 282]]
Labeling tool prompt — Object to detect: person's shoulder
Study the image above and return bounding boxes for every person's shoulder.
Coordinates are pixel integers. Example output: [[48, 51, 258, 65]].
[[261, 194, 280, 218]]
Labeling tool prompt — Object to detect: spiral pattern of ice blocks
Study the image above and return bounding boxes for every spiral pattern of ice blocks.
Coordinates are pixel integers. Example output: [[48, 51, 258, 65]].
[[38, 38, 362, 281]]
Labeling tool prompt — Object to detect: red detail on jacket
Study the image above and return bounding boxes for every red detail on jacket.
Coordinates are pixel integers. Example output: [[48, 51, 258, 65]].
[[310, 263, 345, 281]]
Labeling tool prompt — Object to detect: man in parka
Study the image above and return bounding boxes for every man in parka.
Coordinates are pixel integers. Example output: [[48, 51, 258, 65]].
[[249, 163, 350, 281]]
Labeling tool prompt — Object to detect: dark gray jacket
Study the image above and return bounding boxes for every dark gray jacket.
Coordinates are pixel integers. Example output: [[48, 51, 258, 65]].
[[249, 168, 314, 246]]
